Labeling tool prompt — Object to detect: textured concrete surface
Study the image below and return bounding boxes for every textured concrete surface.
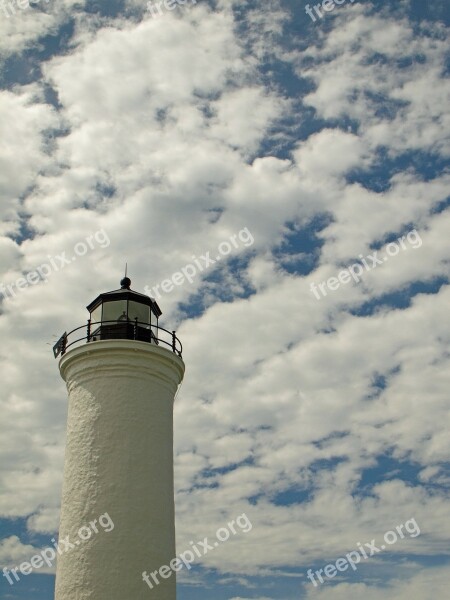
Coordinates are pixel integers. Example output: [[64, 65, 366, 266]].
[[54, 340, 185, 600]]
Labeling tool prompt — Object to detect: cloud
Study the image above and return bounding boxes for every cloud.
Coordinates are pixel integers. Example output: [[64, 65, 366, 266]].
[[303, 566, 450, 599], [0, 535, 55, 574], [0, 2, 449, 599]]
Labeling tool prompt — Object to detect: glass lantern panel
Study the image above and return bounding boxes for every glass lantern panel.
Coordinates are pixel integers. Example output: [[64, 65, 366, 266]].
[[90, 304, 102, 324], [102, 300, 128, 323], [129, 301, 150, 327]]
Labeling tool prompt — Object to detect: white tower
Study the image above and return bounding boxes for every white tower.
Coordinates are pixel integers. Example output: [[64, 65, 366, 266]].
[[53, 277, 185, 600]]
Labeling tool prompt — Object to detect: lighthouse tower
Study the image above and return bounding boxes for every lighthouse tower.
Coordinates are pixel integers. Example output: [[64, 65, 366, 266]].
[[53, 277, 185, 600]]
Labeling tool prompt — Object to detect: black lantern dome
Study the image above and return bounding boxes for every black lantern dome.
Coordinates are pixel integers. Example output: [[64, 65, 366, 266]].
[[86, 278, 162, 343]]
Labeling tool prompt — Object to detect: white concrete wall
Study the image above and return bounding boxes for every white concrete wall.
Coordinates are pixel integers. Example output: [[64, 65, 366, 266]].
[[54, 340, 185, 600]]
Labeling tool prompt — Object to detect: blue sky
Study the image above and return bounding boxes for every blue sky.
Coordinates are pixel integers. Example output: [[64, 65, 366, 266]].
[[1, 0, 450, 599]]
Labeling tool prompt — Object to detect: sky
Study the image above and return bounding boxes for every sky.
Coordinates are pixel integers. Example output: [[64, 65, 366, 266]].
[[0, 0, 449, 599]]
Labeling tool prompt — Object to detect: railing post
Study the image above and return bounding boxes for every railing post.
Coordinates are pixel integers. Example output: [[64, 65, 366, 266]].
[[134, 317, 138, 340], [172, 331, 176, 353], [87, 319, 91, 342]]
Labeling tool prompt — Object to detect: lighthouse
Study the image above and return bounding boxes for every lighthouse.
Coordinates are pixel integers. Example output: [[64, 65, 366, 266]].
[[53, 277, 185, 600]]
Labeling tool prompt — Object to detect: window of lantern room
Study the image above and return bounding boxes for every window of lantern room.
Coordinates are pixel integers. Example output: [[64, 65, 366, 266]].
[[90, 304, 102, 325], [102, 300, 128, 324], [128, 301, 151, 328]]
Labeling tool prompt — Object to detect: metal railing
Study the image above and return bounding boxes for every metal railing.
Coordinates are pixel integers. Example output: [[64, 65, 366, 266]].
[[53, 319, 182, 358]]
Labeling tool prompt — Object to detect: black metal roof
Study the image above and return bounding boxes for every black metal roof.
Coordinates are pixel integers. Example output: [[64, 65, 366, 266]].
[[86, 278, 162, 318]]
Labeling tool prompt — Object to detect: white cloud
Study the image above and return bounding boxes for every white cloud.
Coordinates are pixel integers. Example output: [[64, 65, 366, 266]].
[[303, 566, 450, 600], [0, 535, 55, 574], [0, 0, 87, 58], [0, 2, 449, 598]]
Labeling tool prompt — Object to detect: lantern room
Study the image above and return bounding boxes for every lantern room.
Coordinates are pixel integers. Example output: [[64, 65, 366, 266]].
[[87, 277, 162, 343], [53, 277, 182, 358]]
